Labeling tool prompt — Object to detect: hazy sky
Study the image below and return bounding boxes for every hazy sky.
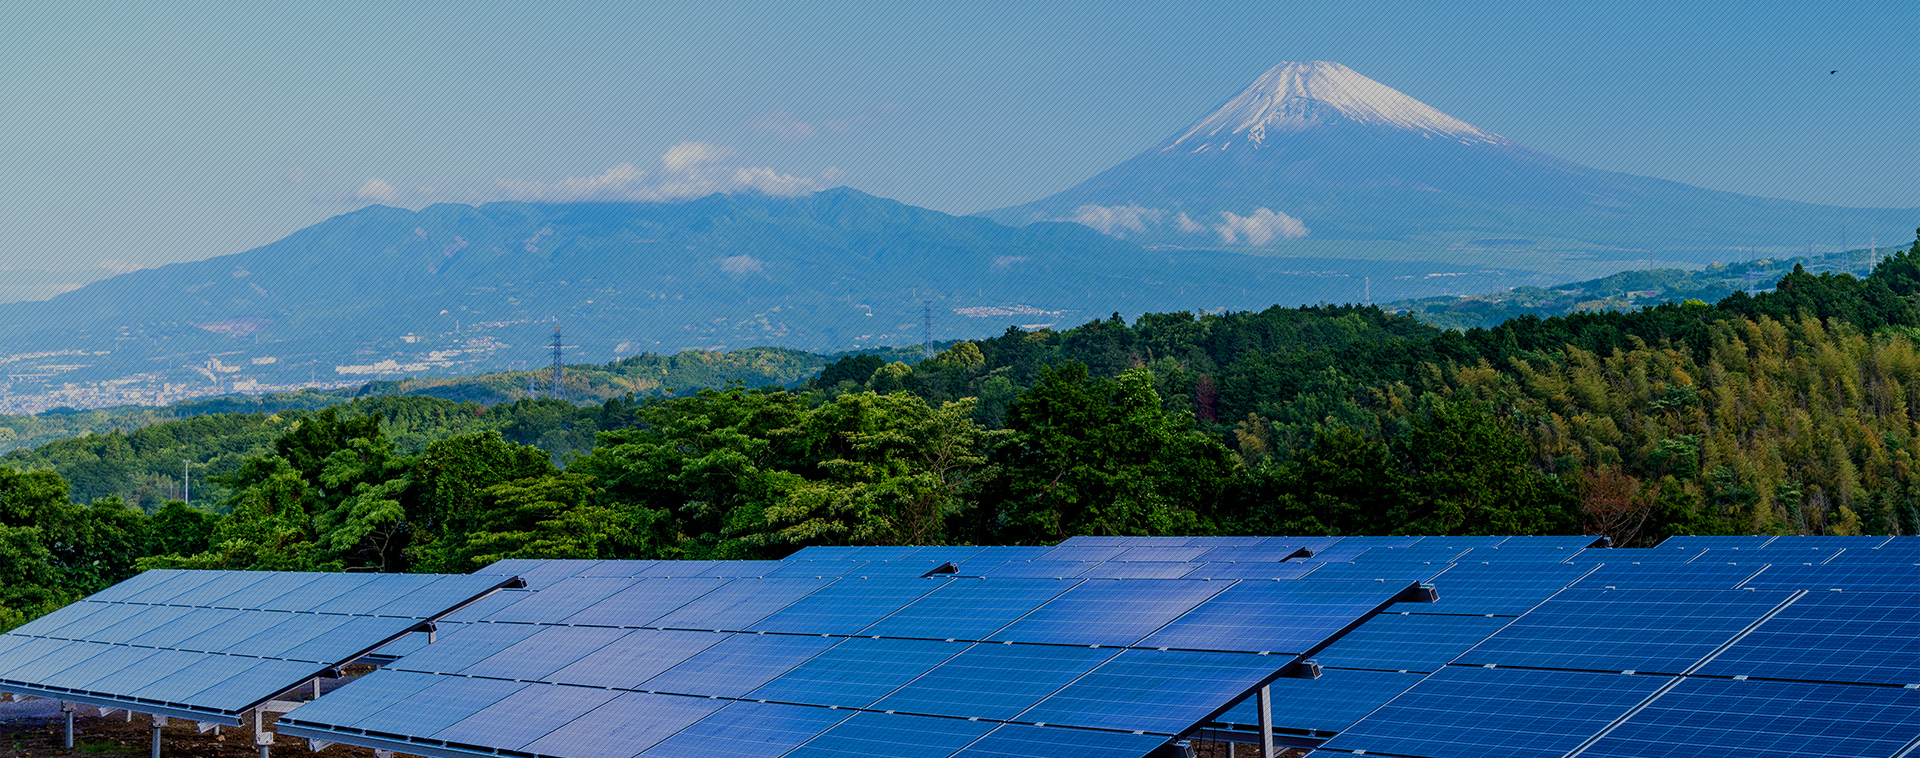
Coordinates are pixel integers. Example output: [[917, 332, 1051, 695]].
[[4, 0, 1915, 276]]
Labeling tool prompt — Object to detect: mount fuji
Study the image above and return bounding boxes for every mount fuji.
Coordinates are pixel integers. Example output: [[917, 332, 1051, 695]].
[[982, 61, 1914, 270]]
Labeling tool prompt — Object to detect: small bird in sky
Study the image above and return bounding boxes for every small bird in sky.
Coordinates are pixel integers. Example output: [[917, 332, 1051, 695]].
[[1830, 70, 1838, 74]]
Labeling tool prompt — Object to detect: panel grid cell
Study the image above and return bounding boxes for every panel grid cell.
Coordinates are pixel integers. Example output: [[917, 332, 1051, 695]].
[[1320, 666, 1674, 758], [1584, 678, 1920, 758], [1454, 588, 1793, 674]]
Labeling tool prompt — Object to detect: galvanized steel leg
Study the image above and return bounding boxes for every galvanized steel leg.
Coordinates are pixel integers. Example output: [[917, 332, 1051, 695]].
[[150, 714, 166, 758], [1258, 685, 1274, 758], [62, 702, 74, 749]]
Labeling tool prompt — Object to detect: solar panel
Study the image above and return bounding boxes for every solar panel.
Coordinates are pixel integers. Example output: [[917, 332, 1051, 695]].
[[1454, 588, 1795, 674], [1057, 535, 1190, 546], [1108, 546, 1212, 562], [647, 576, 834, 630], [521, 692, 727, 758], [1017, 648, 1288, 735], [1348, 545, 1471, 563], [1035, 544, 1130, 562], [1397, 562, 1592, 616], [744, 637, 969, 708], [482, 576, 639, 623], [856, 578, 1079, 640], [1211, 669, 1425, 733], [763, 560, 871, 578], [638, 633, 841, 697], [975, 560, 1098, 578], [633, 701, 851, 758], [948, 723, 1170, 758], [1654, 535, 1776, 549], [1076, 561, 1199, 579], [1695, 590, 1920, 686], [1823, 546, 1920, 564], [1568, 549, 1705, 564], [458, 625, 633, 681], [1740, 562, 1920, 591], [1312, 613, 1513, 672], [782, 546, 862, 560], [1320, 666, 1673, 758], [542, 629, 729, 689], [1137, 580, 1411, 654], [573, 559, 662, 577], [1302, 562, 1451, 582], [1193, 545, 1311, 562], [868, 643, 1120, 721], [748, 577, 947, 635], [1572, 563, 1763, 590], [0, 570, 513, 724], [1178, 562, 1322, 580], [431, 681, 624, 751], [988, 579, 1227, 647], [1583, 678, 1920, 758], [1459, 545, 1584, 562], [559, 577, 731, 626], [781, 710, 999, 758]]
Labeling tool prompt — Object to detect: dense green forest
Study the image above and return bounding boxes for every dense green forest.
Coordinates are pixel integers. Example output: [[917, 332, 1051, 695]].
[[3, 231, 1918, 631]]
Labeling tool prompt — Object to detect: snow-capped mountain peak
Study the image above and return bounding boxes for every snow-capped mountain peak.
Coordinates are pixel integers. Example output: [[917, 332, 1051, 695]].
[[1163, 60, 1506, 151]]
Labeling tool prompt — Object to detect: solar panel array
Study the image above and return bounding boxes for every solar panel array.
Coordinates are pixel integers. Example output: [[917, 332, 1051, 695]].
[[0, 570, 515, 724], [11, 533, 1920, 758], [277, 555, 1429, 758]]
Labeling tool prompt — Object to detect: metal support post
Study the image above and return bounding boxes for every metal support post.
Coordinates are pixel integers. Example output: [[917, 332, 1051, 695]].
[[1258, 685, 1274, 758], [150, 714, 166, 758], [62, 702, 75, 750], [375, 751, 395, 758], [255, 707, 275, 758], [312, 679, 321, 700]]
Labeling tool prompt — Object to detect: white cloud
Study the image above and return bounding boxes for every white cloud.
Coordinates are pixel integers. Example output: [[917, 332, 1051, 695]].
[[718, 255, 764, 275], [754, 110, 818, 141], [355, 178, 400, 203], [1068, 204, 1166, 238], [1175, 212, 1205, 234], [1213, 207, 1309, 245], [494, 142, 824, 202], [661, 141, 733, 172]]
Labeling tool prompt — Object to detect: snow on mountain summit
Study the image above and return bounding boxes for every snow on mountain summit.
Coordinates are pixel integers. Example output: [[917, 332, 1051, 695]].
[[1164, 61, 1506, 151]]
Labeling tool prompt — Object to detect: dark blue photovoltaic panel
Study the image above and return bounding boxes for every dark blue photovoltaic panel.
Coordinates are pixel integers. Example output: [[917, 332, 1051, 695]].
[[40, 645, 178, 692], [121, 608, 245, 649], [959, 545, 1055, 562], [504, 560, 602, 589], [636, 701, 852, 758], [858, 578, 1078, 640], [87, 605, 196, 644], [763, 560, 869, 578], [847, 545, 931, 561], [1569, 549, 1703, 564], [748, 577, 946, 635], [390, 622, 545, 674], [1321, 666, 1673, 758], [1696, 590, 1920, 685], [1327, 536, 1425, 548], [430, 681, 623, 750], [543, 629, 729, 689], [950, 724, 1169, 758], [1185, 536, 1280, 547], [1303, 545, 1372, 563], [975, 561, 1097, 578], [1767, 535, 1891, 549], [4, 601, 114, 638], [131, 654, 295, 706], [782, 710, 998, 758], [1741, 563, 1920, 591], [782, 545, 859, 560], [1313, 613, 1512, 672], [1655, 535, 1776, 549], [309, 574, 442, 615], [1584, 678, 1920, 758], [1058, 535, 1189, 546], [1302, 562, 1450, 582], [1180, 562, 1321, 580], [745, 637, 968, 707], [255, 573, 378, 611], [1077, 561, 1198, 579], [220, 613, 358, 660], [1109, 546, 1211, 562], [1213, 669, 1425, 733], [471, 557, 549, 576], [121, 571, 224, 605], [573, 559, 660, 577], [1139, 580, 1405, 654], [1195, 545, 1309, 562], [639, 633, 840, 697], [520, 692, 726, 758], [1348, 545, 1471, 563], [346, 674, 531, 737], [1703, 546, 1842, 564], [1823, 547, 1920, 564], [560, 577, 729, 627], [989, 579, 1226, 647], [459, 625, 633, 681], [636, 560, 718, 577], [184, 659, 339, 711], [271, 669, 443, 727], [1035, 544, 1130, 562], [1396, 562, 1591, 616], [476, 576, 640, 623], [910, 546, 989, 564], [1454, 588, 1793, 673], [1491, 536, 1602, 548], [1572, 563, 1762, 590], [82, 570, 180, 603], [1019, 649, 1284, 735], [157, 572, 272, 607], [870, 643, 1119, 721], [1459, 545, 1584, 562], [647, 576, 833, 630], [270, 615, 419, 663]]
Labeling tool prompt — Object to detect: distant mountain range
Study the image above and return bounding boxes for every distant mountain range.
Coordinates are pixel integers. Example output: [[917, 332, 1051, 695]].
[[982, 61, 1915, 268], [2, 60, 1911, 404], [0, 190, 1517, 397]]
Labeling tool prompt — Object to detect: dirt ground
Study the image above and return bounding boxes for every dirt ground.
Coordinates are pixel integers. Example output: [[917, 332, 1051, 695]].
[[0, 674, 376, 758]]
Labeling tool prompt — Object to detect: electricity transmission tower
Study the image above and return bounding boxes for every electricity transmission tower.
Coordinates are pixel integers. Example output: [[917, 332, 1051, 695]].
[[922, 302, 933, 359], [549, 328, 567, 401]]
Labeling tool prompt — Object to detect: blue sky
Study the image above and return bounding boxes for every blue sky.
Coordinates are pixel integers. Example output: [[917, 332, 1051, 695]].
[[3, 0, 1915, 278]]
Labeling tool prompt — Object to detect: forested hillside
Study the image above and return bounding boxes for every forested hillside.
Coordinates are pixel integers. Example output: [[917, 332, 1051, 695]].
[[3, 231, 1917, 631]]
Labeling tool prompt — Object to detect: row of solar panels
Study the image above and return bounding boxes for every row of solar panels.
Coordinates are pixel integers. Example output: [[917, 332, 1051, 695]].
[[275, 568, 1432, 758]]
